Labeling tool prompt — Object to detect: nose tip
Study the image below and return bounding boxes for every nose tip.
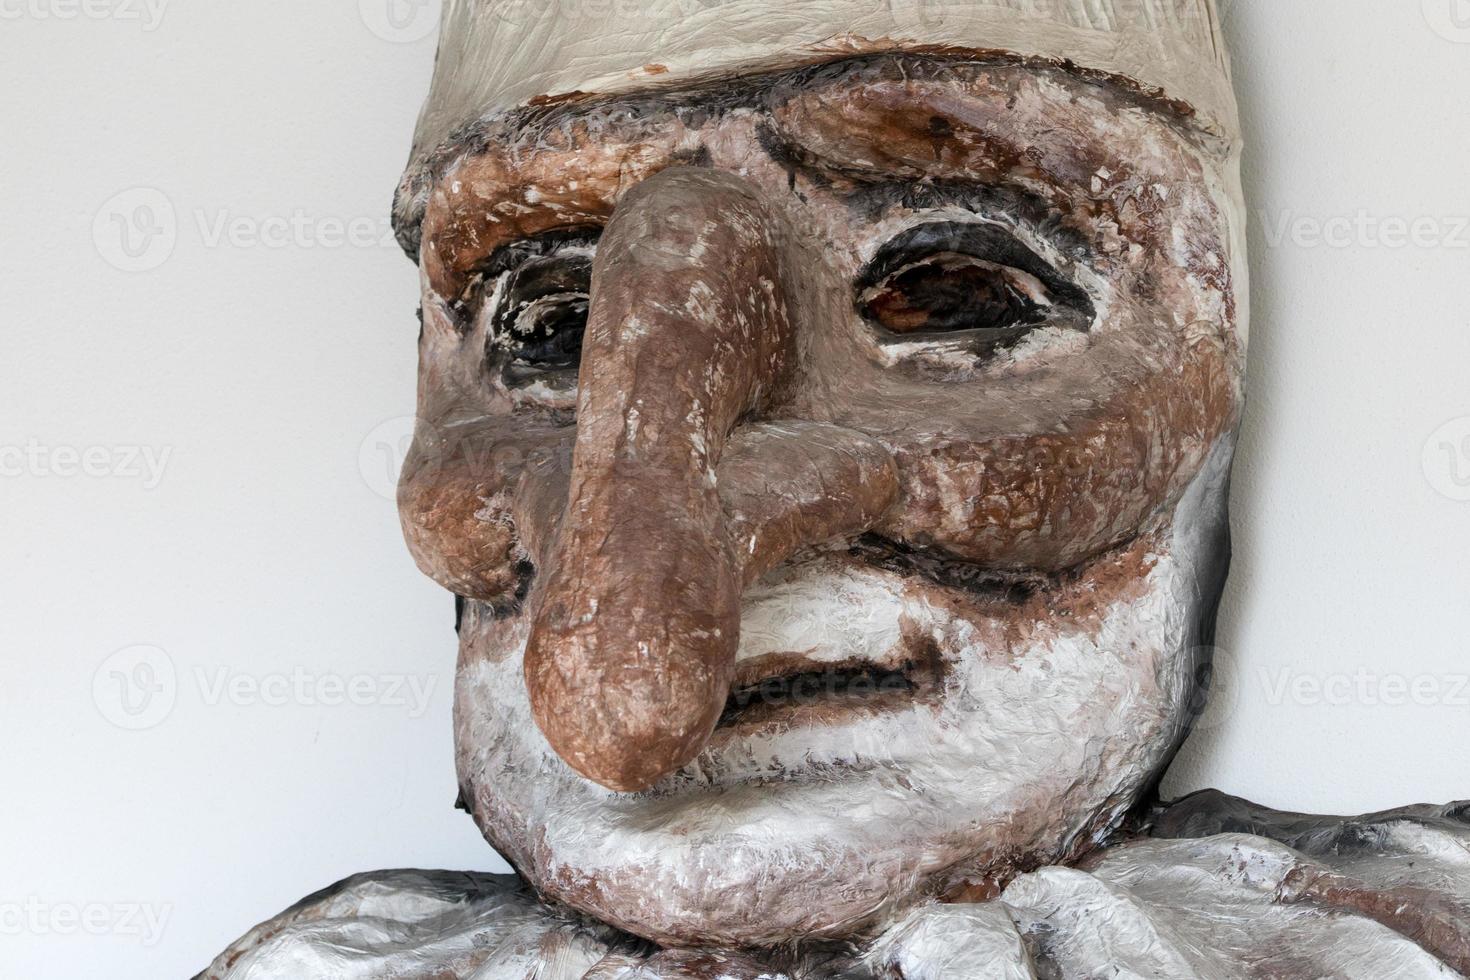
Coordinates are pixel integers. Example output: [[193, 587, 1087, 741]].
[[523, 168, 895, 792]]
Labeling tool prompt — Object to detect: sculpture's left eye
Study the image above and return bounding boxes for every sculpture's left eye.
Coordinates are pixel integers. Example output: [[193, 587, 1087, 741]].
[[860, 252, 1047, 335], [857, 221, 1094, 352]]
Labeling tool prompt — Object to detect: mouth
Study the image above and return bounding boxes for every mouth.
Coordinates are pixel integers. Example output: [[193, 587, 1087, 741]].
[[715, 635, 947, 735], [707, 534, 1086, 739]]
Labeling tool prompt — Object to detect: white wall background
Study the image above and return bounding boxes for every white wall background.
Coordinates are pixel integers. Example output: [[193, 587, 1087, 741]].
[[2, 2, 1467, 977]]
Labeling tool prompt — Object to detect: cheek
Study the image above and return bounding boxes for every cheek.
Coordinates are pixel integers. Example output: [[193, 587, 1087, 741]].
[[847, 339, 1233, 570], [397, 416, 574, 605], [396, 424, 523, 602], [399, 468, 524, 602]]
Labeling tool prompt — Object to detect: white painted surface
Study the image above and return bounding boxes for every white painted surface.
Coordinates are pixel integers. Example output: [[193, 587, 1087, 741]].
[[410, 0, 1235, 176], [0, 2, 1466, 979]]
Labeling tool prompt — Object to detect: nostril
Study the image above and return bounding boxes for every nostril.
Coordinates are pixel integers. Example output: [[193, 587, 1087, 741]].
[[490, 560, 536, 621]]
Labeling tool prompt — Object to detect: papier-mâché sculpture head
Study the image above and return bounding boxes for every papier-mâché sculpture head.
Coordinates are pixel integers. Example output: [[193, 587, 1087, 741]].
[[390, 0, 1245, 949]]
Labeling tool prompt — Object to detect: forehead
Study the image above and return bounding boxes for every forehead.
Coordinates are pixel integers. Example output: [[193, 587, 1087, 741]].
[[401, 55, 1231, 277]]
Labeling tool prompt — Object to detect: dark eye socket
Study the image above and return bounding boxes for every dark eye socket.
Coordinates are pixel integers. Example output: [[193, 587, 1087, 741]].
[[860, 253, 1048, 334], [471, 228, 599, 386], [492, 252, 591, 371], [857, 222, 1094, 349]]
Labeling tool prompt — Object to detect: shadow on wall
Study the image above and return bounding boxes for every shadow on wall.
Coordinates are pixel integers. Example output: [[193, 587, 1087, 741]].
[[1161, 1, 1278, 797]]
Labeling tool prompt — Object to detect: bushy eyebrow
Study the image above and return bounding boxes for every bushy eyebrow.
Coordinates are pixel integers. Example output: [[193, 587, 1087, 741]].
[[753, 113, 1093, 240], [397, 51, 1210, 257]]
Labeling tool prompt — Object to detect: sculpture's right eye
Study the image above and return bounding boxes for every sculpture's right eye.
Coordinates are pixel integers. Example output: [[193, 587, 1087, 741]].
[[467, 228, 600, 388], [491, 250, 592, 374]]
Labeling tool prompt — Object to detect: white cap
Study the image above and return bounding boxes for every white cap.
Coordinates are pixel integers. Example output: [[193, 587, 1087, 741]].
[[406, 0, 1236, 176]]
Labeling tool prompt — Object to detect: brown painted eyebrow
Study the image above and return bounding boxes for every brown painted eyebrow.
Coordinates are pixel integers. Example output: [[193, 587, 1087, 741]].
[[443, 51, 1199, 174], [748, 117, 1102, 260], [399, 52, 1208, 267]]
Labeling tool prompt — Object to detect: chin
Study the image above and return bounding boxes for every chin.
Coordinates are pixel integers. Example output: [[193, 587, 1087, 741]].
[[453, 440, 1233, 948]]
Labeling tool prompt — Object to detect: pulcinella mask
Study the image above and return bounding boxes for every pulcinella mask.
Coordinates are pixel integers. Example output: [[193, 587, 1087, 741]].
[[391, 0, 1246, 949]]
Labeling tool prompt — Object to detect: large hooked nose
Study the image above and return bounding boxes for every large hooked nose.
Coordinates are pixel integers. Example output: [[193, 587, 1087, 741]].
[[525, 168, 896, 791]]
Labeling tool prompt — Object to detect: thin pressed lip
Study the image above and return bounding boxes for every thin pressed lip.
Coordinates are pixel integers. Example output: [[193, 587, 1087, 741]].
[[710, 644, 945, 738], [710, 572, 951, 737], [706, 527, 1145, 737]]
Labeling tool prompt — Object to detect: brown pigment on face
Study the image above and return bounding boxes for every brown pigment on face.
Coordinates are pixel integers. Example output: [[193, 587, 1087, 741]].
[[878, 336, 1236, 571], [412, 64, 1239, 588], [421, 127, 684, 302], [410, 56, 1245, 947]]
